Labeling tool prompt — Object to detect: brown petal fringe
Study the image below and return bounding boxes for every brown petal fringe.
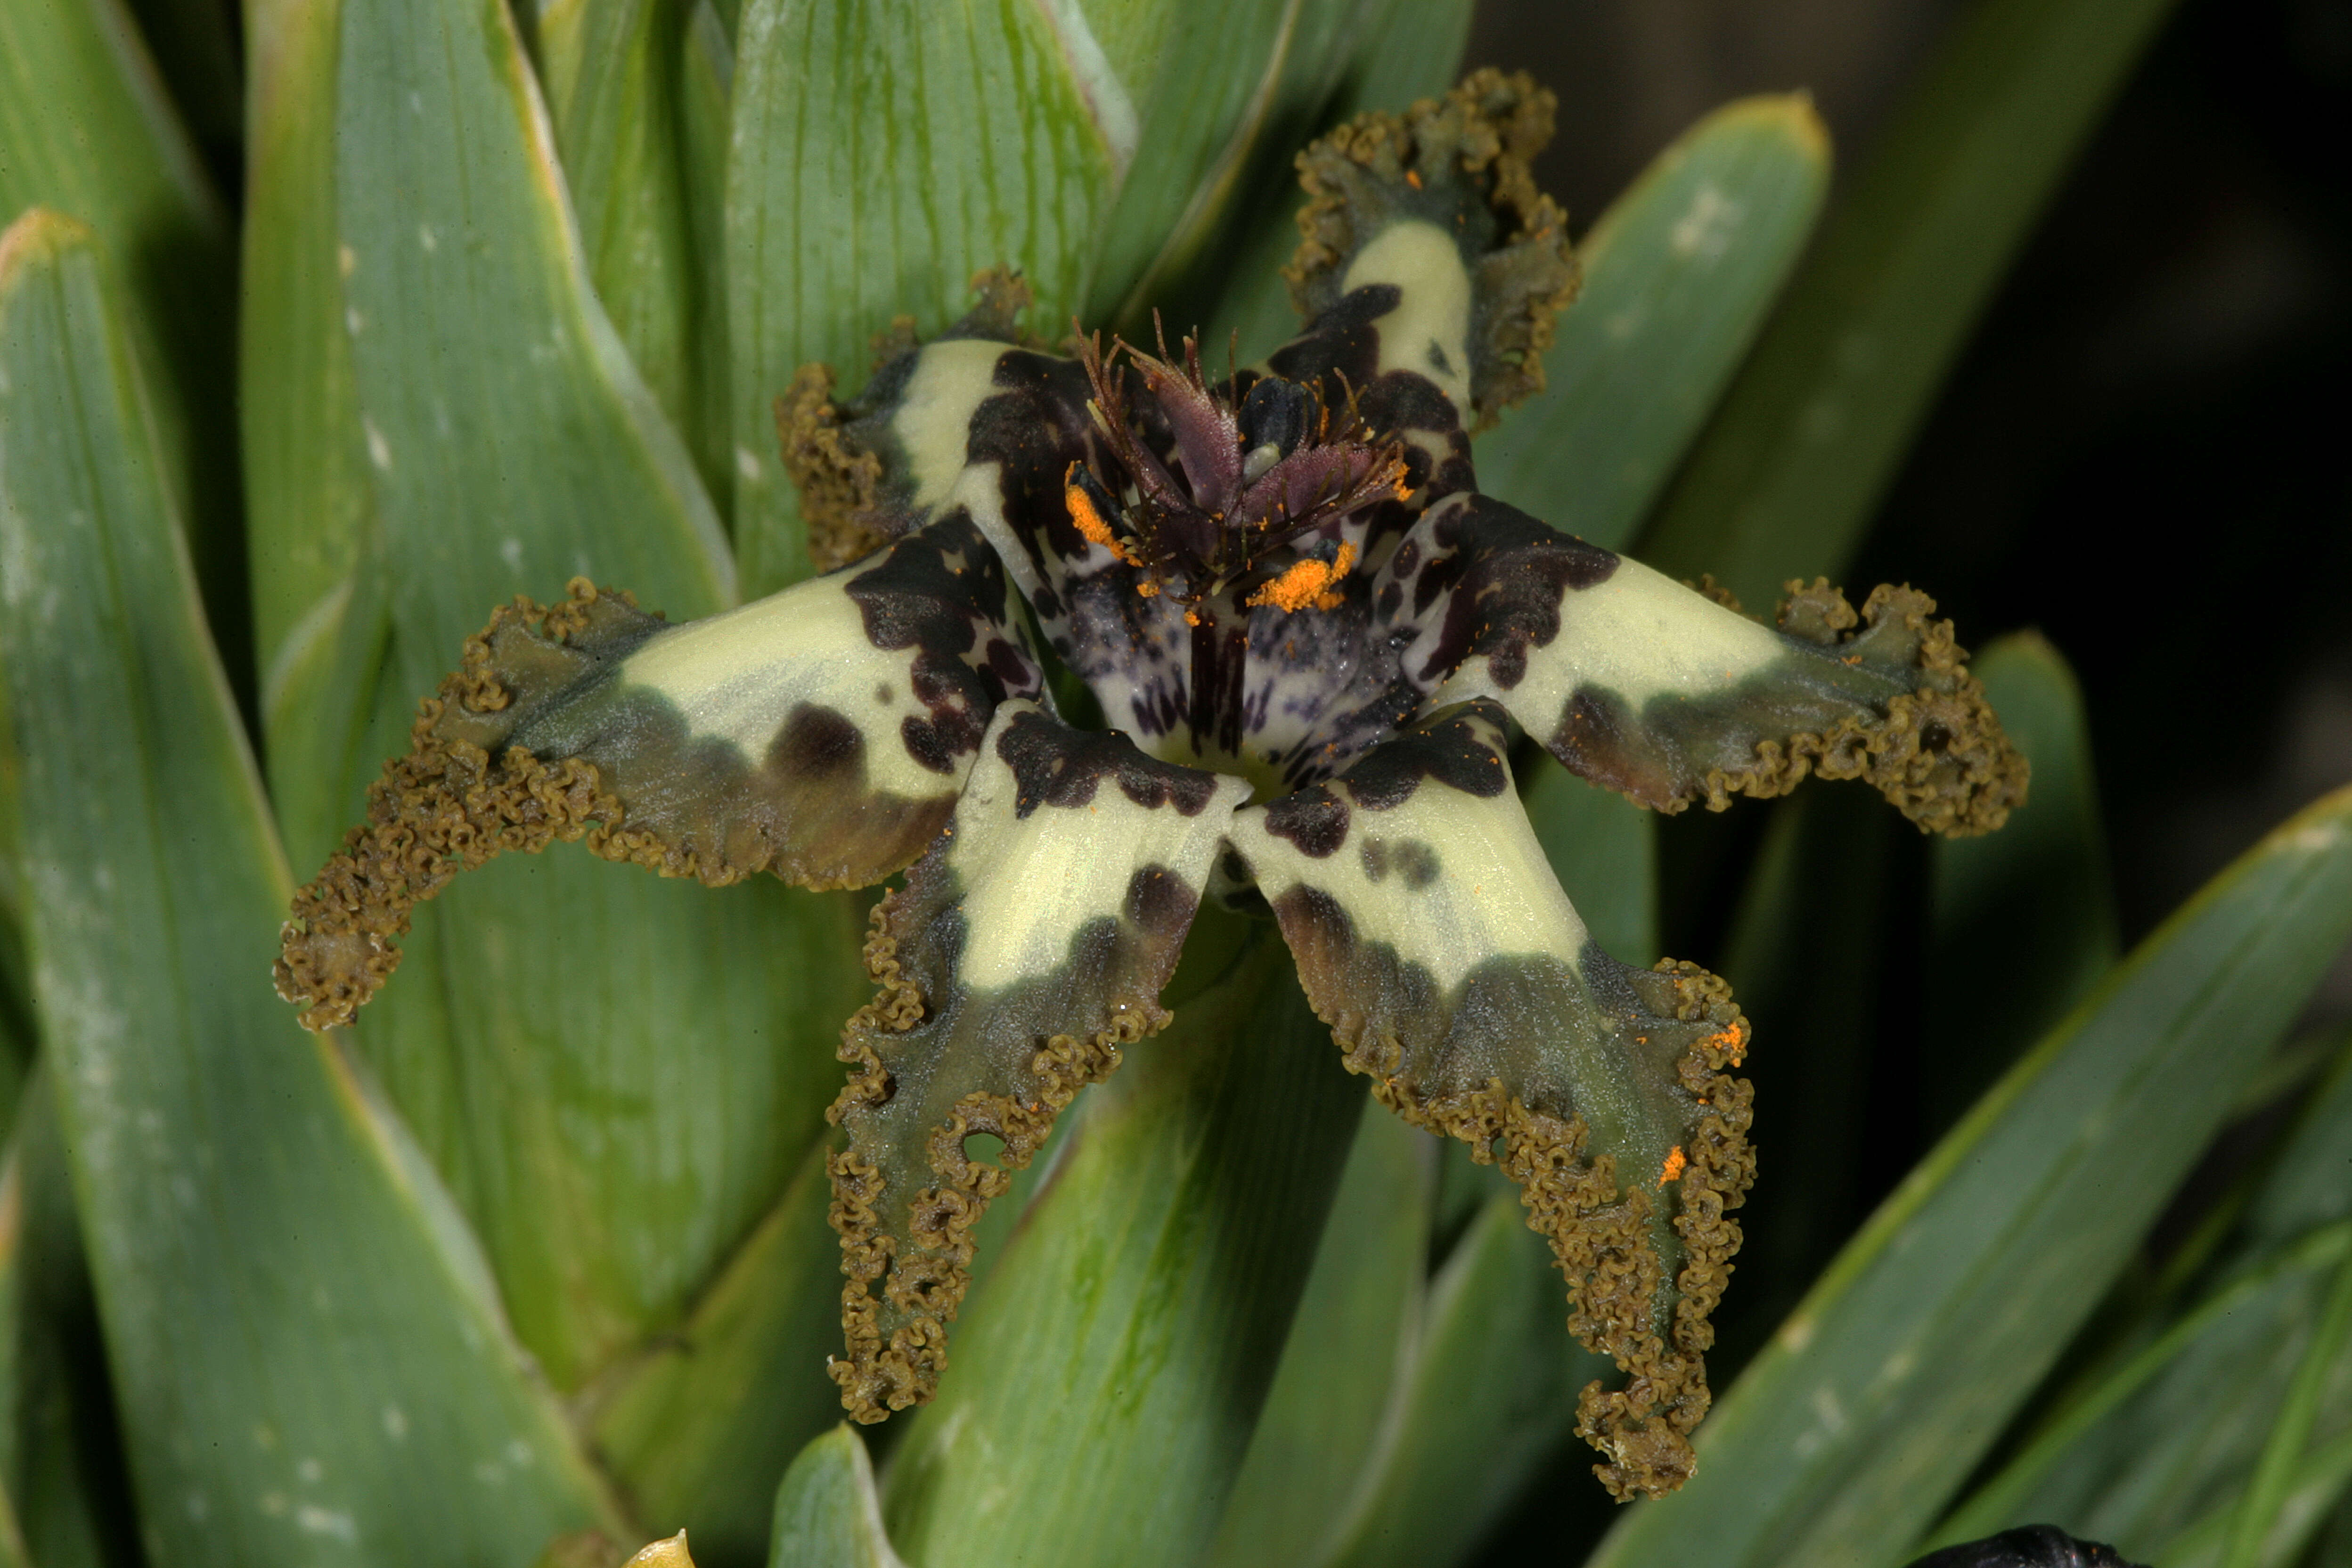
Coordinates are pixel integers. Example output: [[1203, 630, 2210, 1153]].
[[776, 363, 891, 574], [1285, 67, 1577, 425], [1700, 580, 2030, 836], [272, 583, 713, 1032], [1358, 961, 1754, 1501], [824, 894, 1165, 1422], [953, 264, 1034, 344], [777, 267, 1040, 576]]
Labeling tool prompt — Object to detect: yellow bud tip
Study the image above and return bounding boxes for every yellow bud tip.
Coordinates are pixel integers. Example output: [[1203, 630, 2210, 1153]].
[[625, 1531, 694, 1568], [1658, 1145, 1688, 1187]]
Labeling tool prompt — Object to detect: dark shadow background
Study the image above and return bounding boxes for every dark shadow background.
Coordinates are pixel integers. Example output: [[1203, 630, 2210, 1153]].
[[1461, 0, 2352, 1556]]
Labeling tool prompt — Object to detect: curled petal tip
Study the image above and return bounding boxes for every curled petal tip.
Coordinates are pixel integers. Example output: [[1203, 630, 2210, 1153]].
[[1286, 67, 1577, 425]]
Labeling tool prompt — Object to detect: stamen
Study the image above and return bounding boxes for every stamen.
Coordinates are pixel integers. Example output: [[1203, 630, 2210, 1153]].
[[1248, 541, 1358, 613], [1062, 461, 1137, 566]]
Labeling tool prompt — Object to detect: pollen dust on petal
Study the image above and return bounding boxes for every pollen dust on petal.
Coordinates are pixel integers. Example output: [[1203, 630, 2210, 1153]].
[[1658, 1145, 1688, 1187], [1250, 541, 1357, 612]]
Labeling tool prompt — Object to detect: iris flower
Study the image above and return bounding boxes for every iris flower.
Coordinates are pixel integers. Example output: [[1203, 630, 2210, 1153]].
[[271, 72, 2025, 1501]]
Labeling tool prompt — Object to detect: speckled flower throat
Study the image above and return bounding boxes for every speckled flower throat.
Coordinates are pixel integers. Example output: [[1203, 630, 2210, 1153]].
[[272, 72, 2027, 1501]]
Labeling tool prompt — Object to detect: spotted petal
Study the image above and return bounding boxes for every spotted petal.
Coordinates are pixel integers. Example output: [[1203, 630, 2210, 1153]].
[[1394, 494, 2029, 835], [827, 701, 1250, 1421], [275, 514, 1039, 1030], [1278, 67, 1576, 443], [1225, 701, 1753, 1501]]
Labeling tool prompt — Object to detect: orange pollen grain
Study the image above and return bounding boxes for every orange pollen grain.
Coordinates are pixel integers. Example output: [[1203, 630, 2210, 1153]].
[[1405, 169, 1423, 189], [1063, 477, 1118, 551], [1658, 1145, 1688, 1187], [1249, 541, 1357, 613], [1701, 1024, 1748, 1066]]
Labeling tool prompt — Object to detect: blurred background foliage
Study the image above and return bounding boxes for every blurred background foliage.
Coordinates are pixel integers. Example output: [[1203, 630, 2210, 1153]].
[[0, 0, 2348, 1566]]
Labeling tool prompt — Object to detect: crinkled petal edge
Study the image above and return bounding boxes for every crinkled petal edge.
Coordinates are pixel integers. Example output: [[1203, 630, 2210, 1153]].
[[1352, 957, 1754, 1501]]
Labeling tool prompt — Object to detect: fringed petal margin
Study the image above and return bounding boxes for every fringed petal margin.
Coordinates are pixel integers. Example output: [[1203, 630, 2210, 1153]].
[[776, 267, 1042, 574], [1225, 701, 1754, 1500], [826, 702, 1250, 1421], [1412, 495, 2028, 836], [274, 515, 1040, 1031], [1279, 67, 1577, 431]]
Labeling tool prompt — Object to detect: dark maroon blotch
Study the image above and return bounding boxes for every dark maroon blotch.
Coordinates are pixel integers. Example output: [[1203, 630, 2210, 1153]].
[[1341, 704, 1510, 809], [772, 703, 864, 780], [1264, 786, 1351, 858], [995, 708, 1222, 818], [1123, 863, 1197, 939]]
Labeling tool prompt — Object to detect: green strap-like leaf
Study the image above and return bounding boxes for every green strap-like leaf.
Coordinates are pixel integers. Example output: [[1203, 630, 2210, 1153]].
[[594, 1143, 848, 1565], [1925, 631, 2118, 1131], [252, 0, 869, 1391], [1207, 1109, 1434, 1568], [1929, 1216, 2352, 1558], [768, 1427, 905, 1568], [0, 208, 619, 1566], [1318, 1187, 1616, 1568], [676, 0, 735, 517], [0, 0, 240, 659], [1197, 0, 1475, 366], [1586, 781, 2352, 1568], [0, 1071, 139, 1568], [1924, 1043, 2352, 1564], [0, 860, 26, 1135], [1711, 785, 1903, 1339], [726, 0, 1123, 595], [1084, 0, 1278, 329], [540, 0, 730, 503], [1634, 0, 2183, 609], [880, 915, 1366, 1568], [1474, 95, 1829, 554], [1093, 0, 1462, 336], [240, 0, 380, 801]]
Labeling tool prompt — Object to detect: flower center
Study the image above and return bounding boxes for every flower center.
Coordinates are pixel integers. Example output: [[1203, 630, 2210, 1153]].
[[1068, 331, 1407, 624]]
